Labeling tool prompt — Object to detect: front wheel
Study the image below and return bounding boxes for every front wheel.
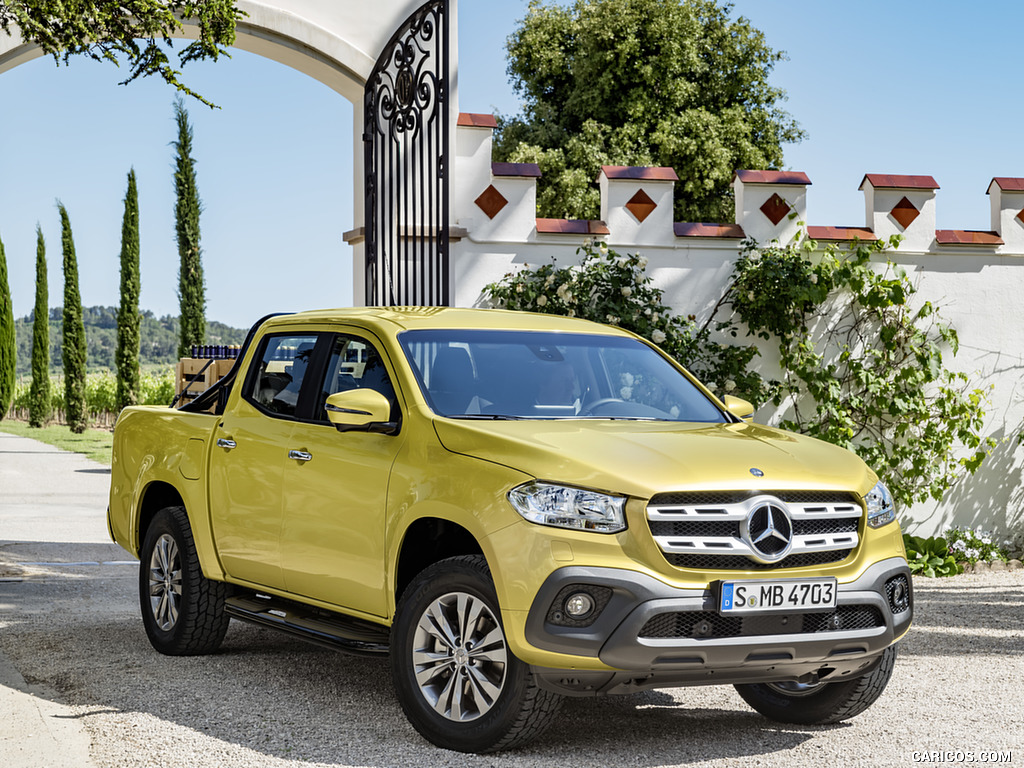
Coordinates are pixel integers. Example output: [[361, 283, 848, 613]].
[[390, 555, 562, 753], [734, 644, 897, 725], [139, 506, 230, 655]]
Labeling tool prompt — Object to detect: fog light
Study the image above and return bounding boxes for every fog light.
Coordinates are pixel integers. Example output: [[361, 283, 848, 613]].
[[893, 582, 906, 605], [564, 592, 595, 618]]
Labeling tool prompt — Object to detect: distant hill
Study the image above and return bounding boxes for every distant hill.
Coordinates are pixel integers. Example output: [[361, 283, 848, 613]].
[[13, 306, 248, 374]]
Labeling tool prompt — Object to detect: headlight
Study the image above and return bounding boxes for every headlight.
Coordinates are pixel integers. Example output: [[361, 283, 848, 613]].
[[508, 481, 627, 534], [865, 480, 896, 528]]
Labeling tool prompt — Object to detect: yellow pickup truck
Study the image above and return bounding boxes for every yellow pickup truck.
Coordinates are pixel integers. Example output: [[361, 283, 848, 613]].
[[108, 307, 911, 753]]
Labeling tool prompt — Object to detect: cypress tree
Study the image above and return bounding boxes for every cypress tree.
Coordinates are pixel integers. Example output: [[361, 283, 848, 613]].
[[29, 226, 51, 428], [0, 233, 15, 420], [59, 203, 88, 434], [116, 169, 141, 409], [173, 98, 205, 358]]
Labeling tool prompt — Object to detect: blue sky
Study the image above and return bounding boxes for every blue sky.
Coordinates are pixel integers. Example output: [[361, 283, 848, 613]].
[[1, 0, 1021, 329]]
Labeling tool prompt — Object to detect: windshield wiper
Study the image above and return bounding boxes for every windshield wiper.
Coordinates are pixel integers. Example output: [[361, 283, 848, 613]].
[[449, 414, 525, 421]]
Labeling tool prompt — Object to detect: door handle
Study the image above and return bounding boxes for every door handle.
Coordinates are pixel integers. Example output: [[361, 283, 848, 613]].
[[216, 438, 236, 450], [288, 450, 313, 462]]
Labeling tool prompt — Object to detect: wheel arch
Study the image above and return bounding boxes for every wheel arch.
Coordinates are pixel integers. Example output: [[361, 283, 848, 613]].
[[393, 516, 485, 605], [136, 481, 185, 550]]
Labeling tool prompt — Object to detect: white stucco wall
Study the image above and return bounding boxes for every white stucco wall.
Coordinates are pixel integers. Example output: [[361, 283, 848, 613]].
[[449, 120, 1024, 543]]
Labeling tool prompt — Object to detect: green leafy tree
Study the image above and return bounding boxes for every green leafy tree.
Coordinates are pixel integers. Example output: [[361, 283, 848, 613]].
[[29, 227, 50, 427], [116, 169, 142, 409], [495, 0, 804, 222], [59, 203, 88, 434], [0, 1, 241, 107], [173, 98, 206, 358], [0, 232, 14, 419]]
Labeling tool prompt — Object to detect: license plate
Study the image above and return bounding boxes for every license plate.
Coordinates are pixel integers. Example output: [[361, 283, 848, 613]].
[[719, 578, 837, 614]]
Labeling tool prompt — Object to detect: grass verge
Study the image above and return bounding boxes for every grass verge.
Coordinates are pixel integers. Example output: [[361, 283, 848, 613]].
[[0, 419, 113, 465]]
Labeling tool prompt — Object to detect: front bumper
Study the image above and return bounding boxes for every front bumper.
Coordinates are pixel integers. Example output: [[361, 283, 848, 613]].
[[526, 557, 912, 695]]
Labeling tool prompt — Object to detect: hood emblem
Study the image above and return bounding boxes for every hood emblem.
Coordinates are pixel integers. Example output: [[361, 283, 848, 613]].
[[741, 496, 793, 564], [749, 468, 764, 478]]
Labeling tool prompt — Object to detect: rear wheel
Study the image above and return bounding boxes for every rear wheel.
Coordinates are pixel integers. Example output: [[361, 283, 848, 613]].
[[139, 506, 230, 655], [734, 644, 897, 724], [390, 555, 562, 753]]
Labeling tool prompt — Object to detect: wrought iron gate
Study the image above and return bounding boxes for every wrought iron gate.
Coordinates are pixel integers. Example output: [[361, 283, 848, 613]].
[[363, 0, 450, 306]]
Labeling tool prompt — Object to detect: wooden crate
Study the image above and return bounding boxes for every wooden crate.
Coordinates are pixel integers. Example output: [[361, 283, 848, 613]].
[[175, 358, 236, 399]]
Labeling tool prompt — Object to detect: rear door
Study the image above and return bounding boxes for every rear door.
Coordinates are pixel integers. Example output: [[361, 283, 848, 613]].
[[209, 331, 323, 588]]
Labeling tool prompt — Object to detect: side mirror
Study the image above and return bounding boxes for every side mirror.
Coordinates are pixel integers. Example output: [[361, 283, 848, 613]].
[[325, 389, 398, 435], [723, 395, 755, 422]]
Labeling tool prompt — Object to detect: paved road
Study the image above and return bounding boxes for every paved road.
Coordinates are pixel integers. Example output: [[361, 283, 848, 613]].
[[1, 429, 1022, 767]]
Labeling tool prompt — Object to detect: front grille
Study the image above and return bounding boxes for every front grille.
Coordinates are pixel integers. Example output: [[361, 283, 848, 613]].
[[647, 490, 862, 572], [638, 604, 884, 639]]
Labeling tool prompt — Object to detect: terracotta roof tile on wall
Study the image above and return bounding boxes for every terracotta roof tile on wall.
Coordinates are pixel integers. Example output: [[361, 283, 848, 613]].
[[733, 170, 812, 185], [674, 222, 745, 238], [600, 166, 679, 181], [491, 162, 542, 178], [806, 226, 878, 242], [859, 174, 939, 190], [457, 113, 498, 128], [990, 177, 1024, 192], [536, 218, 610, 235], [935, 230, 1003, 246]]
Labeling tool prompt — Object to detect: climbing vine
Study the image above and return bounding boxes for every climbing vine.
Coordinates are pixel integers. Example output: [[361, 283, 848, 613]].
[[485, 235, 993, 508]]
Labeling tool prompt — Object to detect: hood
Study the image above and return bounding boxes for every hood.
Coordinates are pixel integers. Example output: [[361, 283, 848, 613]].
[[433, 418, 876, 499]]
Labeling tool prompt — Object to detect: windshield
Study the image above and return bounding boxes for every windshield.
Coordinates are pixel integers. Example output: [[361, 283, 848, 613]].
[[399, 329, 726, 422]]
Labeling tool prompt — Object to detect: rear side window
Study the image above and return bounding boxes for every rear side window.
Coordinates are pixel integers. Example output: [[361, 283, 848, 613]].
[[245, 334, 318, 418]]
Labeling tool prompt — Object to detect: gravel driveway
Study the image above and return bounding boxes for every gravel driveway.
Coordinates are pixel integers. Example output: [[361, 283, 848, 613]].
[[1, 432, 1021, 767]]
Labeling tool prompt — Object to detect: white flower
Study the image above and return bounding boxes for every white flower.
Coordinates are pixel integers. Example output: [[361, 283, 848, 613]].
[[620, 386, 633, 400], [747, 291, 756, 302], [598, 242, 608, 253], [536, 295, 548, 307], [644, 307, 652, 316], [651, 329, 666, 344], [621, 286, 633, 297], [606, 314, 620, 325], [637, 255, 648, 269], [810, 273, 818, 284], [616, 255, 630, 268], [582, 238, 593, 247], [545, 274, 556, 287], [651, 312, 659, 323], [724, 379, 736, 392], [516, 284, 524, 293]]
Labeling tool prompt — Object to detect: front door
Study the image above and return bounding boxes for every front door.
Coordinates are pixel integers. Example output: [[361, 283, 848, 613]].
[[278, 332, 405, 618]]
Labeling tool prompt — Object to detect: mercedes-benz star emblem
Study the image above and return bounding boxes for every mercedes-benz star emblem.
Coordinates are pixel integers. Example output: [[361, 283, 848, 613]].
[[741, 497, 793, 563]]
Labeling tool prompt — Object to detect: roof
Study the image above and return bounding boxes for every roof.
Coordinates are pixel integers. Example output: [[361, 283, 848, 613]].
[[733, 170, 811, 185], [859, 174, 939, 190], [934, 230, 1003, 246], [674, 222, 745, 239], [988, 177, 1024, 193], [600, 166, 679, 181], [806, 226, 878, 242], [535, 218, 610, 235], [492, 162, 541, 178], [278, 306, 630, 335], [457, 113, 498, 129]]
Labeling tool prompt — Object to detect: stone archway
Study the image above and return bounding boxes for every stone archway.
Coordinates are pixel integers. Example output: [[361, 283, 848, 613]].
[[0, 0, 455, 304]]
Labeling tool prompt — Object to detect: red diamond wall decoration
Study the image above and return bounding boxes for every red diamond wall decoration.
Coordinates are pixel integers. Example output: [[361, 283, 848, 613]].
[[760, 193, 791, 225], [1017, 208, 1024, 226], [890, 196, 920, 229], [625, 189, 657, 223], [475, 185, 508, 219]]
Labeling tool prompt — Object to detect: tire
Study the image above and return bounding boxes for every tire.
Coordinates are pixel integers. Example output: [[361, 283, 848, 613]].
[[390, 555, 562, 753], [734, 644, 898, 725], [139, 506, 230, 656]]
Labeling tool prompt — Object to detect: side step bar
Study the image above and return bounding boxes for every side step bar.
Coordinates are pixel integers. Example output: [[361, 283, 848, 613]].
[[225, 593, 390, 656]]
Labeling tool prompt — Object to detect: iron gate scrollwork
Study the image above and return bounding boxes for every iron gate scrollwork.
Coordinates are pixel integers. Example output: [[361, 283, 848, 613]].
[[364, 0, 450, 306]]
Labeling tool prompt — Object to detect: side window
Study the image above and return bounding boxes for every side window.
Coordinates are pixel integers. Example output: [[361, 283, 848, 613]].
[[316, 335, 397, 421], [246, 334, 319, 418]]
